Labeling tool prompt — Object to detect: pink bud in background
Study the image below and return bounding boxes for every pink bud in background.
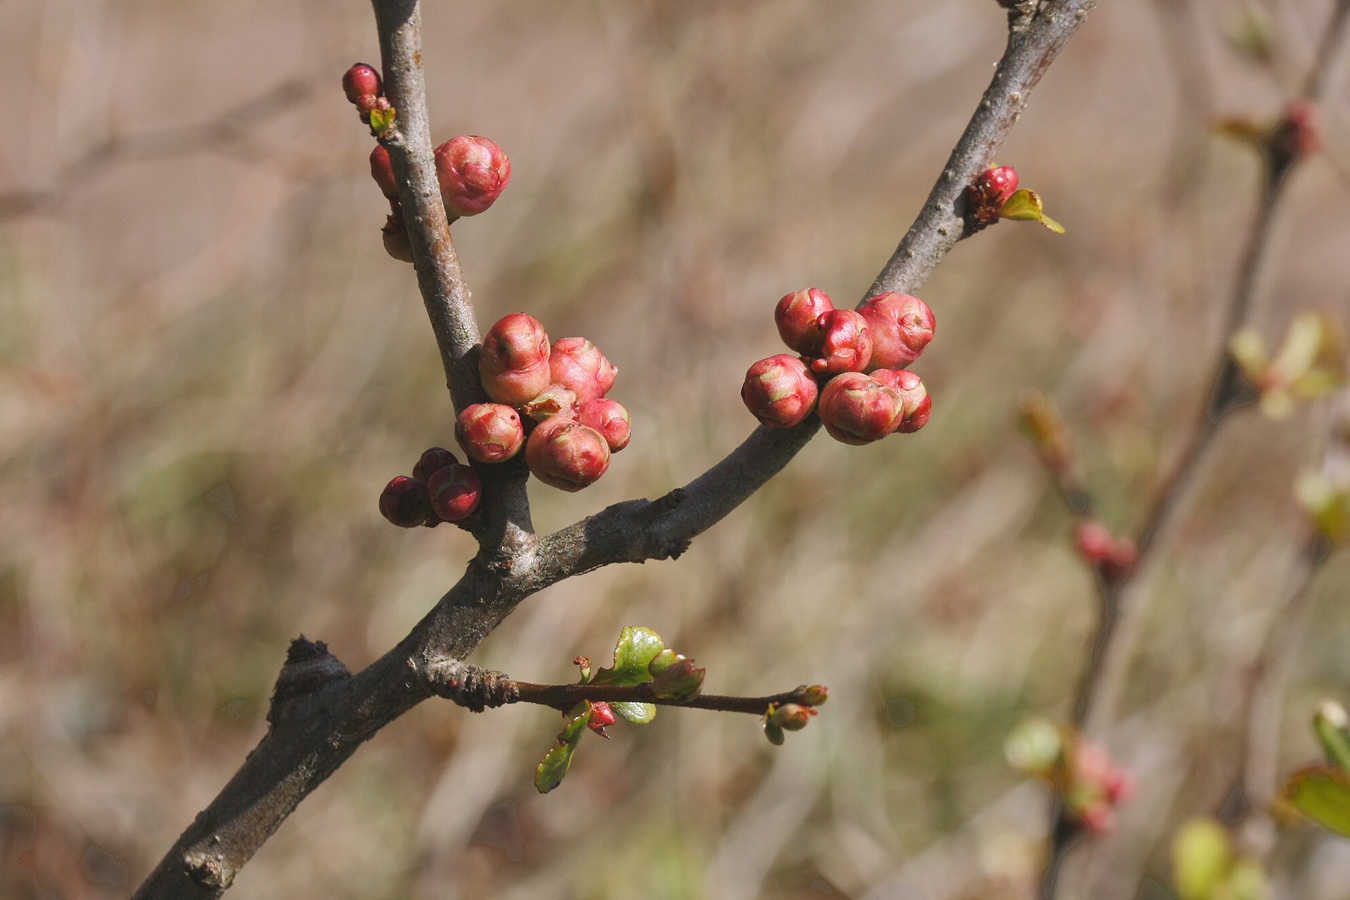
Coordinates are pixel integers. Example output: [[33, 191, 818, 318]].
[[434, 135, 511, 218], [860, 293, 935, 370], [342, 63, 383, 104], [741, 354, 819, 428], [810, 309, 873, 375], [427, 462, 483, 522], [872, 369, 932, 433], [578, 398, 631, 452], [479, 313, 552, 405], [548, 337, 618, 402], [774, 288, 834, 356], [369, 145, 399, 201], [1073, 520, 1138, 580], [379, 475, 434, 528], [525, 416, 611, 491], [412, 446, 460, 482], [455, 403, 526, 464], [817, 372, 903, 444]]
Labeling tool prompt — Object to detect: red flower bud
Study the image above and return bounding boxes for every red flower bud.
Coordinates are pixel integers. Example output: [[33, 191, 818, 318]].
[[1073, 520, 1137, 580], [548, 337, 618, 402], [381, 209, 413, 262], [379, 475, 434, 528], [587, 701, 617, 737], [970, 165, 1019, 225], [412, 446, 460, 482], [578, 398, 631, 452], [741, 354, 819, 428], [774, 288, 835, 355], [455, 403, 525, 464], [434, 135, 511, 218], [810, 308, 873, 374], [427, 462, 483, 522], [520, 382, 579, 423], [859, 293, 935, 370], [525, 416, 611, 491], [817, 372, 904, 444], [769, 703, 817, 732], [369, 145, 399, 201], [871, 368, 932, 433], [342, 63, 383, 104], [479, 313, 552, 405]]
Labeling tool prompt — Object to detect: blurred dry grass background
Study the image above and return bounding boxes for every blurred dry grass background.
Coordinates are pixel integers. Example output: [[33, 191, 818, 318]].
[[3, 1, 1350, 898]]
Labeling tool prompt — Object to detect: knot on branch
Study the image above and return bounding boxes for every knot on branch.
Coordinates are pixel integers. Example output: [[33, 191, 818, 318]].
[[267, 636, 353, 724], [425, 658, 519, 712]]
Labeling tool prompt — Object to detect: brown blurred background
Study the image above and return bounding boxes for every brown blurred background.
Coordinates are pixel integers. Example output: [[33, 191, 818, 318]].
[[3, 1, 1350, 898]]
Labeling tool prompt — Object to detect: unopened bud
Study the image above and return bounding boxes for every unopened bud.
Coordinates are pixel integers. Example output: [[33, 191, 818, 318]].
[[578, 398, 631, 452], [434, 135, 511, 218], [381, 209, 414, 262], [342, 63, 383, 104], [798, 685, 829, 707], [369, 145, 399, 201], [649, 656, 705, 702], [479, 313, 553, 405], [741, 354, 819, 428], [587, 701, 617, 737], [455, 403, 526, 464], [871, 368, 931, 433], [969, 165, 1019, 225], [412, 446, 460, 483], [817, 372, 904, 444], [548, 337, 618, 402], [525, 416, 611, 491], [769, 703, 817, 732], [379, 475, 434, 528], [810, 309, 873, 374], [859, 293, 935, 370], [774, 288, 835, 356], [1074, 520, 1138, 579], [427, 462, 483, 522]]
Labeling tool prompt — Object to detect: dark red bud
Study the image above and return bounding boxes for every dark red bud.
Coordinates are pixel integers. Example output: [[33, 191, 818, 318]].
[[587, 701, 617, 737], [817, 372, 904, 444], [369, 145, 399, 201], [524, 416, 611, 491], [871, 369, 931, 433], [810, 309, 873, 374], [434, 135, 511, 218], [455, 403, 525, 464], [381, 209, 414, 262], [548, 337, 618, 402], [577, 398, 631, 452], [741, 354, 819, 428], [427, 462, 483, 522], [479, 313, 552, 405], [774, 288, 835, 356], [970, 165, 1020, 225], [859, 293, 936, 370], [412, 447, 460, 483], [379, 475, 434, 528], [343, 63, 383, 104]]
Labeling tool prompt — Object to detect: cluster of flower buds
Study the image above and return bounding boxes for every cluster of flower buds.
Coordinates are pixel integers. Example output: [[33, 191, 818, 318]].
[[1074, 519, 1138, 582], [460, 312, 627, 492], [379, 446, 483, 528], [742, 288, 935, 443], [1005, 719, 1134, 835], [965, 165, 1065, 234], [762, 686, 829, 746], [342, 62, 392, 129]]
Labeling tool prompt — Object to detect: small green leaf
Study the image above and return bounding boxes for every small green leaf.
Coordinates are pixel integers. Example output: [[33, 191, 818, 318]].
[[1281, 764, 1350, 837], [611, 700, 657, 725], [1315, 702, 1350, 771], [591, 626, 666, 686], [648, 649, 680, 676], [1172, 817, 1233, 900], [368, 106, 396, 136], [999, 189, 1066, 233], [534, 706, 591, 793]]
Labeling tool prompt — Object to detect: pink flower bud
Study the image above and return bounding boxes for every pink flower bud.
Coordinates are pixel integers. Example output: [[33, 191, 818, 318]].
[[548, 337, 618, 402], [426, 462, 483, 522], [809, 309, 873, 374], [520, 383, 579, 423], [524, 416, 611, 491], [342, 63, 383, 104], [871, 369, 932, 433], [587, 701, 616, 737], [381, 210, 413, 262], [969, 165, 1019, 225], [379, 475, 434, 528], [479, 313, 553, 405], [799, 685, 829, 707], [774, 288, 835, 355], [1073, 520, 1137, 580], [649, 656, 705, 702], [578, 398, 631, 452], [412, 446, 460, 482], [434, 135, 511, 218], [817, 372, 904, 444], [369, 145, 399, 201], [455, 403, 525, 464], [769, 703, 817, 732], [741, 354, 819, 428], [859, 293, 936, 369]]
